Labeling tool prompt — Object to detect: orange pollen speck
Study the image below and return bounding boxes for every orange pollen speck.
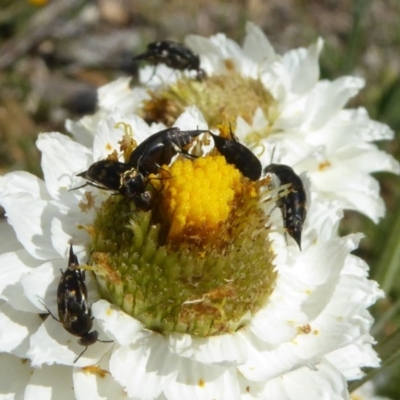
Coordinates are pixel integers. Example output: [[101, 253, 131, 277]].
[[105, 143, 113, 152], [160, 156, 243, 243], [318, 161, 331, 171], [298, 324, 312, 334], [198, 379, 205, 388], [82, 365, 110, 378]]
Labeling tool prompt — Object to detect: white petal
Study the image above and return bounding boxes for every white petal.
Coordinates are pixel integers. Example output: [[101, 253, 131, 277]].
[[339, 108, 395, 142], [37, 132, 92, 199], [336, 145, 400, 174], [21, 260, 61, 313], [249, 276, 309, 345], [307, 107, 395, 149], [311, 168, 385, 222], [0, 249, 46, 313], [0, 172, 59, 260], [24, 364, 75, 400], [98, 77, 136, 113], [261, 61, 292, 103], [92, 111, 128, 161], [115, 113, 154, 145], [243, 22, 277, 64], [92, 112, 153, 161], [326, 342, 380, 380], [48, 202, 94, 257], [73, 352, 129, 400], [185, 35, 228, 75], [282, 38, 323, 94], [167, 332, 248, 366], [262, 360, 349, 400], [0, 353, 32, 399], [343, 254, 370, 277], [0, 302, 41, 357], [0, 218, 22, 254], [334, 191, 384, 222], [303, 197, 342, 242], [174, 106, 208, 131], [295, 237, 353, 320], [0, 249, 35, 299], [237, 372, 266, 400], [91, 300, 145, 346], [301, 77, 365, 131], [292, 315, 361, 360], [238, 338, 309, 382], [164, 359, 240, 400], [209, 33, 244, 65], [66, 113, 99, 147], [109, 336, 178, 400], [324, 274, 383, 318]]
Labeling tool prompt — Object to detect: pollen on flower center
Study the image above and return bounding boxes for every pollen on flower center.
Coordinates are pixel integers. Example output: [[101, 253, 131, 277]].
[[160, 156, 242, 245], [141, 70, 277, 130]]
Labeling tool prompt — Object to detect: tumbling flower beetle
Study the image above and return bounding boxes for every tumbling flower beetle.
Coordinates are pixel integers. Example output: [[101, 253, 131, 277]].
[[128, 127, 209, 174], [42, 245, 112, 363], [132, 40, 206, 80], [75, 160, 152, 210], [209, 131, 262, 181], [263, 164, 307, 250], [76, 160, 133, 192]]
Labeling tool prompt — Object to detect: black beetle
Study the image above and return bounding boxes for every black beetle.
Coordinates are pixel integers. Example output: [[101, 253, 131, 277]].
[[75, 160, 153, 210], [42, 245, 112, 362], [133, 40, 206, 80], [128, 127, 209, 174], [264, 164, 307, 250], [76, 160, 132, 192], [209, 132, 262, 181]]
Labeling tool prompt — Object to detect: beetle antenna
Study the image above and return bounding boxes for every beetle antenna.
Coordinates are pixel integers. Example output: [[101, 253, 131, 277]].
[[38, 298, 60, 322], [73, 346, 88, 363], [270, 145, 276, 164]]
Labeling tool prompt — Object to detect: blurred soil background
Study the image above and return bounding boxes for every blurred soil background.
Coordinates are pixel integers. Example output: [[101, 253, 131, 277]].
[[1, 0, 400, 396]]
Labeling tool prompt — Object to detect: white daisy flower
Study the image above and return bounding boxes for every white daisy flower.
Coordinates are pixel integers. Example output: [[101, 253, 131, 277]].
[[0, 23, 395, 399]]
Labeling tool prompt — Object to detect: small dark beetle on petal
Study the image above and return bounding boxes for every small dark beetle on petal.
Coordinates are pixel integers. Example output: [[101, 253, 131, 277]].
[[133, 40, 206, 80], [264, 164, 307, 250], [42, 245, 112, 363], [76, 160, 132, 192], [74, 160, 153, 210]]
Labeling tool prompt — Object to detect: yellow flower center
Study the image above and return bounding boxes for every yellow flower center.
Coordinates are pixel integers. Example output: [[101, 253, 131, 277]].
[[160, 156, 242, 245]]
